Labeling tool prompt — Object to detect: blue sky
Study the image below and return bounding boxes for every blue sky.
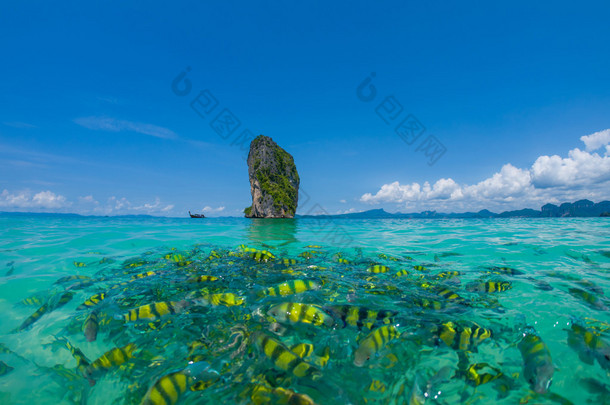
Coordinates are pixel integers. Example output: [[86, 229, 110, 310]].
[[1, 1, 610, 216]]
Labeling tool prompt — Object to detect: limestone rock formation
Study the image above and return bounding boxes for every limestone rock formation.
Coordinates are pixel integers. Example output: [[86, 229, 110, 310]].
[[244, 135, 299, 218]]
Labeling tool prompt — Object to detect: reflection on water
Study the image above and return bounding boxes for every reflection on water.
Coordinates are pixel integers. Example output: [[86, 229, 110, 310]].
[[246, 218, 298, 246]]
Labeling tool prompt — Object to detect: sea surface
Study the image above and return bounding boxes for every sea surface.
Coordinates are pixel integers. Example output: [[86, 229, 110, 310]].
[[0, 215, 609, 404]]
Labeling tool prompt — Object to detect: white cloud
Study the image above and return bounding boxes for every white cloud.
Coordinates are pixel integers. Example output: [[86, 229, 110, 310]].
[[581, 129, 610, 151], [361, 129, 610, 212], [465, 164, 532, 198], [132, 197, 174, 214], [0, 190, 176, 216], [78, 195, 98, 204], [108, 196, 131, 211], [361, 178, 466, 204], [531, 148, 610, 188], [32, 191, 69, 208], [202, 206, 225, 214], [0, 189, 70, 210], [336, 208, 361, 214], [74, 117, 178, 140], [339, 199, 347, 204]]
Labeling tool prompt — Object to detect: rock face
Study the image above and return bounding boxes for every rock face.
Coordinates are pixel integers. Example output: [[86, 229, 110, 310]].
[[245, 135, 299, 218]]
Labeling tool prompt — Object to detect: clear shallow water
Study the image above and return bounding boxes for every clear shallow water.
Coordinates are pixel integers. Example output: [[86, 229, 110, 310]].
[[0, 215, 609, 404]]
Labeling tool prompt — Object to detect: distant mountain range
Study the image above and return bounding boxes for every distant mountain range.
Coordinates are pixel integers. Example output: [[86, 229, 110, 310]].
[[298, 199, 610, 219], [2, 199, 610, 219]]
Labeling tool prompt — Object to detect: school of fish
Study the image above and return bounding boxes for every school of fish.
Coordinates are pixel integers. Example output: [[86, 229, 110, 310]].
[[1, 243, 609, 404]]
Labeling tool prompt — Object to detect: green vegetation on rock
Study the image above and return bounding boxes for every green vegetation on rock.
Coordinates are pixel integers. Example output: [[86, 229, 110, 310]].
[[246, 135, 299, 218]]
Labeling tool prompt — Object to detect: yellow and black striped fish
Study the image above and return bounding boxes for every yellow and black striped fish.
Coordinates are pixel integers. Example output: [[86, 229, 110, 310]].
[[411, 297, 446, 311], [569, 288, 608, 311], [249, 251, 274, 262], [434, 321, 492, 351], [58, 337, 91, 375], [83, 311, 99, 342], [394, 269, 410, 277], [278, 258, 297, 266], [484, 266, 523, 276], [55, 275, 91, 284], [108, 280, 131, 292], [412, 265, 429, 272], [367, 265, 390, 273], [260, 280, 320, 298], [354, 325, 400, 367], [462, 362, 503, 386], [573, 278, 604, 295], [250, 383, 316, 405], [55, 291, 74, 308], [268, 302, 334, 327], [326, 305, 396, 330], [73, 261, 87, 267], [432, 286, 466, 304], [16, 292, 73, 331], [84, 343, 137, 380], [378, 253, 401, 262], [253, 332, 322, 380], [260, 250, 275, 258], [122, 301, 188, 322], [131, 270, 158, 280], [435, 271, 461, 280], [207, 250, 222, 260], [518, 328, 554, 394], [298, 251, 318, 259], [186, 275, 219, 283], [77, 293, 106, 310], [468, 281, 512, 293], [334, 258, 349, 265], [290, 343, 315, 358], [288, 343, 330, 367], [165, 253, 192, 266], [199, 293, 244, 307], [19, 294, 45, 306], [567, 320, 610, 370]]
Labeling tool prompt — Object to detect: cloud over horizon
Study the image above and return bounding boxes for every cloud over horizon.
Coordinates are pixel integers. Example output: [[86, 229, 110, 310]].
[[1, 190, 175, 216], [201, 206, 225, 215], [361, 129, 610, 212], [0, 189, 70, 210]]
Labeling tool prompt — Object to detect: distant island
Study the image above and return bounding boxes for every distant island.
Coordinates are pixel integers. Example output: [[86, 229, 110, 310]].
[[298, 199, 610, 219], [244, 135, 300, 219]]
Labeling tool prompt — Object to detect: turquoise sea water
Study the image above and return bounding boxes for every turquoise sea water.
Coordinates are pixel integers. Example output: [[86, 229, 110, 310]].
[[1, 215, 609, 404]]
